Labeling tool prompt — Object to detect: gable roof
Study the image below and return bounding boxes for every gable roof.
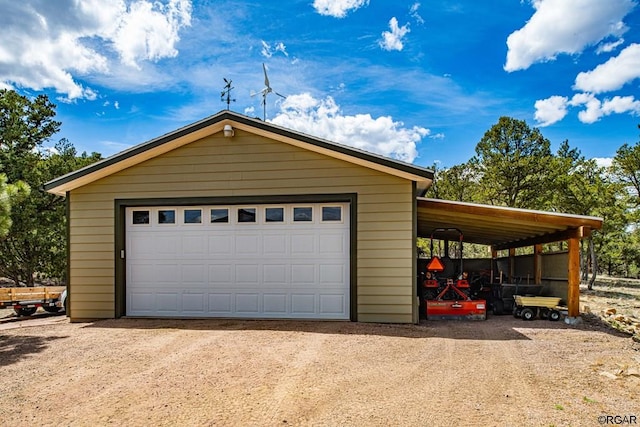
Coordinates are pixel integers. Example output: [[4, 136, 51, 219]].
[[44, 110, 434, 196]]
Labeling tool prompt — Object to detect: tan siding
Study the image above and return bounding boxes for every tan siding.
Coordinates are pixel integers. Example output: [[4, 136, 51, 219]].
[[68, 129, 415, 322], [71, 284, 114, 294], [357, 278, 413, 287], [357, 304, 413, 314], [67, 277, 113, 286], [358, 295, 411, 305], [358, 258, 412, 268], [358, 313, 412, 323], [358, 285, 413, 296], [70, 251, 114, 261], [358, 248, 412, 259], [70, 235, 113, 244]]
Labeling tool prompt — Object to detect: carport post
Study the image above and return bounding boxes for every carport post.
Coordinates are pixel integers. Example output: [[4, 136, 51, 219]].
[[567, 237, 580, 317], [534, 244, 542, 285], [508, 248, 516, 282]]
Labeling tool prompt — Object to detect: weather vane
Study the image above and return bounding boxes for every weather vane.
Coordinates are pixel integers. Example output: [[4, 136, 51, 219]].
[[221, 78, 236, 110]]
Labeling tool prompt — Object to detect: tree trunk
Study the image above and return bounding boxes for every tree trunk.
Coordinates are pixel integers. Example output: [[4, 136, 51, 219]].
[[580, 240, 587, 283], [588, 237, 597, 290], [10, 273, 20, 287]]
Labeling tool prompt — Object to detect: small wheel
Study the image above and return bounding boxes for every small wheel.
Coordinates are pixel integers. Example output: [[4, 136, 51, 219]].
[[43, 306, 62, 314], [493, 300, 504, 315], [14, 307, 37, 317], [548, 310, 561, 321], [513, 307, 523, 318], [521, 307, 535, 321]]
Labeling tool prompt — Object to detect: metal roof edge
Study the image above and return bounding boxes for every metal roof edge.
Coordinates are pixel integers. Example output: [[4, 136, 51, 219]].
[[417, 197, 604, 225]]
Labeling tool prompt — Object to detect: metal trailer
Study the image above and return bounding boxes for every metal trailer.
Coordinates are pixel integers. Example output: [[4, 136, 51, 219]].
[[0, 286, 66, 317], [513, 295, 562, 321]]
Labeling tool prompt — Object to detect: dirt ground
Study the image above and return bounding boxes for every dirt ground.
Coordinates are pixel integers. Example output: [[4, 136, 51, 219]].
[[0, 311, 638, 427]]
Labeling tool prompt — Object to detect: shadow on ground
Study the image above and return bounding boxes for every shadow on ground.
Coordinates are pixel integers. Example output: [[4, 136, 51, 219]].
[[0, 334, 68, 367], [82, 312, 638, 341], [83, 316, 540, 341]]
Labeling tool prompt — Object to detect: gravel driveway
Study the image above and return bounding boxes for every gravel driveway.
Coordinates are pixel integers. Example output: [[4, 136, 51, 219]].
[[1, 316, 638, 426]]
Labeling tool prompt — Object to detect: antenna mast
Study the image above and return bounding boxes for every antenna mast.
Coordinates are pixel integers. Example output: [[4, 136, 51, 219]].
[[221, 78, 236, 110]]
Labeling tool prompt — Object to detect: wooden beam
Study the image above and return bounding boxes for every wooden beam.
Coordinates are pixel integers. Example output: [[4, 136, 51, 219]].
[[493, 227, 589, 251], [567, 237, 580, 317], [534, 244, 542, 285], [418, 199, 603, 229]]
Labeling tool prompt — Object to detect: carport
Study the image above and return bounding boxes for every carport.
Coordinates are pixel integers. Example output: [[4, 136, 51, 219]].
[[417, 198, 604, 318]]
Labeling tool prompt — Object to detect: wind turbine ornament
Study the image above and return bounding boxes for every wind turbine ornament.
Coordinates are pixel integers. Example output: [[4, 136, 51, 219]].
[[251, 63, 286, 120], [221, 78, 235, 110]]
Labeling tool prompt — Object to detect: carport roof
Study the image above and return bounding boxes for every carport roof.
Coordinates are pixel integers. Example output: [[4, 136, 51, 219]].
[[417, 198, 603, 250]]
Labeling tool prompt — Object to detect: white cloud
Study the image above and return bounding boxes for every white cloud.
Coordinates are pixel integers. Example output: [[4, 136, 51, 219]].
[[601, 96, 640, 115], [0, 0, 192, 100], [504, 0, 634, 72], [101, 140, 135, 152], [312, 0, 369, 18], [379, 17, 411, 52], [594, 157, 613, 168], [574, 43, 640, 93], [569, 92, 603, 123], [114, 101, 120, 110], [570, 93, 640, 123], [534, 95, 569, 126], [535, 92, 640, 125], [110, 0, 192, 69], [270, 93, 429, 163], [260, 40, 288, 58], [596, 38, 625, 54], [410, 3, 425, 24]]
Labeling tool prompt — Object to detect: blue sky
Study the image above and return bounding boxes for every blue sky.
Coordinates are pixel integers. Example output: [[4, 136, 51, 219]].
[[1, 0, 640, 168]]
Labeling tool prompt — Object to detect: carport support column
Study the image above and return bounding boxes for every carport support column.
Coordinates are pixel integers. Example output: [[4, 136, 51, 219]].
[[534, 244, 542, 285], [567, 237, 580, 318], [508, 248, 516, 282]]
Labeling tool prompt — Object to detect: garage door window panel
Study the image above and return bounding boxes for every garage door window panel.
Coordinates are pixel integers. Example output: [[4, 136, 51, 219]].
[[184, 209, 202, 224], [210, 208, 229, 223], [238, 208, 256, 223], [294, 207, 313, 222], [265, 207, 284, 223], [132, 210, 150, 225], [158, 209, 175, 224], [322, 206, 342, 222]]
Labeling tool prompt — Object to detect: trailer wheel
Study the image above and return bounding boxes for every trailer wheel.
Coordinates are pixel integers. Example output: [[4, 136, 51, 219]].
[[521, 308, 535, 321], [14, 307, 37, 317], [513, 307, 522, 318], [548, 310, 561, 321], [539, 308, 549, 320], [43, 306, 62, 314]]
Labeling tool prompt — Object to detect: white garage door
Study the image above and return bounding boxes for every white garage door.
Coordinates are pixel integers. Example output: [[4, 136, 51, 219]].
[[125, 203, 350, 319]]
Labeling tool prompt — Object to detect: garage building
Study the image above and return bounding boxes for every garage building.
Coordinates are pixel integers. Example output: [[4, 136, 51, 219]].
[[45, 111, 602, 323]]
